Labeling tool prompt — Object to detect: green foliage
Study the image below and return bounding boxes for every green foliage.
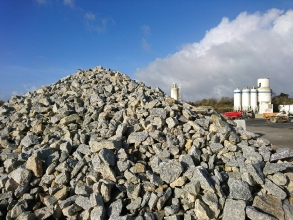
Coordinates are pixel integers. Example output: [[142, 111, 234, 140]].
[[188, 97, 234, 113], [272, 92, 293, 112]]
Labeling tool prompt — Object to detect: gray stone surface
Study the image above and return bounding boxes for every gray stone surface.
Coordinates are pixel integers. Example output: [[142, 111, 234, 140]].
[[0, 66, 292, 219], [222, 199, 246, 220], [270, 148, 293, 161], [158, 160, 183, 183], [253, 195, 285, 220], [228, 178, 252, 201], [246, 206, 278, 220]]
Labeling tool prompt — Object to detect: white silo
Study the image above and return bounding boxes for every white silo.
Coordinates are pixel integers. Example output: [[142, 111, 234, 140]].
[[250, 87, 258, 112], [171, 83, 180, 100], [257, 78, 270, 88], [257, 80, 272, 103], [234, 88, 242, 111], [242, 87, 250, 111]]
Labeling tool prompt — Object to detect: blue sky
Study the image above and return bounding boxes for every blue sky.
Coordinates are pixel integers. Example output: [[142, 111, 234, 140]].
[[1, 0, 293, 101]]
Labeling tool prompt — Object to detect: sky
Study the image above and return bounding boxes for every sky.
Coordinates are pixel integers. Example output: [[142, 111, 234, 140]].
[[1, 0, 293, 102]]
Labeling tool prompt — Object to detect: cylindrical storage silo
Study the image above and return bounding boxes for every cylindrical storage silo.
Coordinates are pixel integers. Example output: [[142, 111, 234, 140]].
[[171, 83, 179, 100], [242, 87, 250, 111], [234, 88, 242, 111], [257, 78, 270, 88], [257, 87, 271, 103], [250, 87, 258, 112]]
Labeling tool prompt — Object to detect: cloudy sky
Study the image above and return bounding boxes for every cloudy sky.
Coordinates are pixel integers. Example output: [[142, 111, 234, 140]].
[[1, 0, 293, 102]]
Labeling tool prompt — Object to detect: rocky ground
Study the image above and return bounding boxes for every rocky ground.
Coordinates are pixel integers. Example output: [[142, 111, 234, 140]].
[[0, 66, 293, 219]]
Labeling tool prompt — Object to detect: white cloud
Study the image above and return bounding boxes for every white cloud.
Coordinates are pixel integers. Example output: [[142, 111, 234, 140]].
[[85, 12, 96, 21], [63, 0, 75, 8], [84, 15, 115, 33], [134, 9, 293, 101], [141, 25, 151, 51], [141, 25, 151, 36], [142, 38, 151, 52], [24, 85, 39, 93]]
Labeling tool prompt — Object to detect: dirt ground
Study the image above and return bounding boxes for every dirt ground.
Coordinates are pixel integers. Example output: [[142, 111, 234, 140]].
[[246, 119, 293, 149]]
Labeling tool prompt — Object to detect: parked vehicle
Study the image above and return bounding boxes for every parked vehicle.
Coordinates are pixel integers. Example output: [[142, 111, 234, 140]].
[[263, 105, 293, 123], [222, 110, 255, 120]]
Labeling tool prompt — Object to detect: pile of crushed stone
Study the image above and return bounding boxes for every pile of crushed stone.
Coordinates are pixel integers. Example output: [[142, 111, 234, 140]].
[[0, 66, 293, 220]]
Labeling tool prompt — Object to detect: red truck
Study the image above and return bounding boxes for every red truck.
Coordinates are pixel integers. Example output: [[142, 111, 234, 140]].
[[222, 111, 244, 120], [222, 110, 255, 120]]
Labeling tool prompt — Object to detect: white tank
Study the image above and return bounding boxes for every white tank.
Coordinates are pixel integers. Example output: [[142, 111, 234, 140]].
[[257, 78, 270, 88], [171, 83, 179, 100], [250, 87, 258, 112], [242, 87, 250, 111], [279, 105, 293, 114], [257, 78, 271, 103], [257, 87, 271, 103], [234, 88, 242, 111]]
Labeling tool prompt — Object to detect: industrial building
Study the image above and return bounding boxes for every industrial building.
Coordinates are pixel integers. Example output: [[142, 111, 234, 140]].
[[171, 83, 180, 101], [234, 78, 273, 114]]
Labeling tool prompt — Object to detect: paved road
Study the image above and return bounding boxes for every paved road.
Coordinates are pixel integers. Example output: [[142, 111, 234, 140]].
[[245, 119, 293, 149]]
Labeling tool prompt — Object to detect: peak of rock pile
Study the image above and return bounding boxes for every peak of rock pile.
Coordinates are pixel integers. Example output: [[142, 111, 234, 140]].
[[0, 66, 293, 220]]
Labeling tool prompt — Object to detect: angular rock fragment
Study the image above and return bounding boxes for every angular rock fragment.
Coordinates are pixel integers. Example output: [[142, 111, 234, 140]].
[[222, 199, 246, 220]]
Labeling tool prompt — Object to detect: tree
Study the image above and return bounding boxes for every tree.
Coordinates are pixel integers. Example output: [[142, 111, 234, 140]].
[[0, 100, 4, 106], [272, 92, 293, 112], [188, 96, 234, 113]]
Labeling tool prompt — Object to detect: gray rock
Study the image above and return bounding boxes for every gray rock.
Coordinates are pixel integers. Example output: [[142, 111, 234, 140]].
[[253, 195, 285, 220], [158, 160, 183, 183], [166, 117, 178, 128], [126, 197, 142, 210], [75, 195, 92, 210], [60, 114, 80, 125], [246, 163, 265, 185], [55, 171, 70, 185], [15, 211, 36, 220], [187, 167, 215, 192], [150, 108, 167, 119], [148, 192, 159, 210], [99, 148, 116, 166], [269, 172, 287, 186], [71, 158, 86, 178], [62, 203, 82, 217], [91, 206, 106, 220], [10, 167, 32, 186], [246, 206, 278, 220], [228, 178, 252, 201], [34, 207, 53, 219], [90, 140, 122, 152], [270, 148, 293, 161], [263, 178, 287, 200], [108, 199, 123, 217], [20, 134, 39, 148], [179, 154, 195, 171], [222, 199, 246, 220], [127, 131, 149, 144], [263, 162, 293, 175], [210, 143, 224, 153], [11, 201, 26, 218], [258, 145, 271, 162], [283, 204, 293, 220], [194, 199, 213, 220], [75, 183, 93, 195], [156, 187, 172, 210], [126, 183, 141, 200], [202, 191, 220, 218]]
